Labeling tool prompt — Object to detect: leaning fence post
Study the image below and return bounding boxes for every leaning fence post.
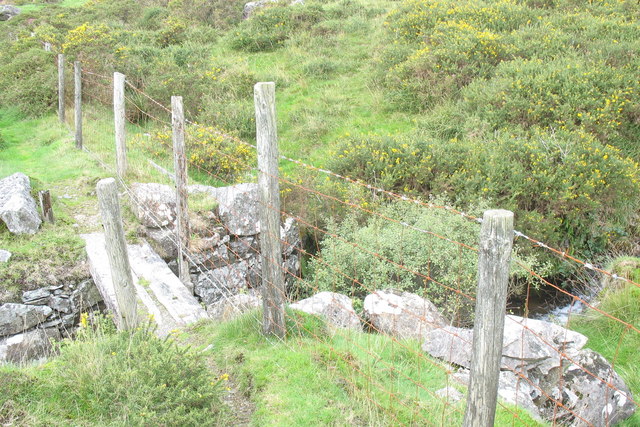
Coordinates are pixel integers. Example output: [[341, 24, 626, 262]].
[[74, 61, 83, 149], [96, 177, 138, 331], [38, 190, 55, 224], [463, 209, 514, 427], [171, 96, 192, 292], [113, 72, 127, 177], [254, 82, 286, 339], [57, 54, 65, 124]]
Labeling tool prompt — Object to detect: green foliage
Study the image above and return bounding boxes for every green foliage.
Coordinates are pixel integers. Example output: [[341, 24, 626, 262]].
[[305, 201, 547, 324], [0, 315, 228, 425], [229, 3, 326, 52], [328, 130, 640, 259], [138, 124, 255, 181], [462, 57, 640, 155], [0, 48, 57, 117], [386, 20, 515, 109], [192, 311, 543, 426]]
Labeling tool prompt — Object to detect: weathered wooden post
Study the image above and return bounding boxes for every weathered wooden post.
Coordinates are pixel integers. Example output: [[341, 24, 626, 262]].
[[96, 177, 138, 330], [113, 72, 127, 177], [463, 209, 514, 427], [254, 82, 286, 338], [57, 54, 65, 124], [74, 61, 83, 149], [38, 190, 54, 224], [171, 96, 192, 291]]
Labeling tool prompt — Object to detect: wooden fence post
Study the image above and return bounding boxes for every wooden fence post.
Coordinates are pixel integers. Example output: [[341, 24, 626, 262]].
[[113, 72, 127, 177], [171, 96, 192, 291], [96, 177, 138, 331], [463, 209, 514, 427], [254, 82, 286, 339], [74, 61, 82, 149], [38, 190, 54, 224], [57, 54, 65, 124]]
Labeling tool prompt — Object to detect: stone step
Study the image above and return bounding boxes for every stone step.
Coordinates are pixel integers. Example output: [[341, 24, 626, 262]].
[[82, 233, 207, 336]]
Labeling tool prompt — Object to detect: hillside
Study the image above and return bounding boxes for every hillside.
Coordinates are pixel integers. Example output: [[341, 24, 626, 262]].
[[1, 0, 640, 425]]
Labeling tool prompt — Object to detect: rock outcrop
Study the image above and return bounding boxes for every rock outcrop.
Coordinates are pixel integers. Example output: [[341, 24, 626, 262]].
[[0, 279, 103, 364], [424, 315, 635, 426], [363, 290, 447, 340], [207, 293, 262, 321], [131, 182, 302, 308], [290, 292, 361, 330], [0, 173, 42, 235], [0, 5, 20, 21]]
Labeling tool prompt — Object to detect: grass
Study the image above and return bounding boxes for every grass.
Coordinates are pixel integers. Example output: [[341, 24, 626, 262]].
[[0, 109, 105, 302], [185, 309, 545, 426]]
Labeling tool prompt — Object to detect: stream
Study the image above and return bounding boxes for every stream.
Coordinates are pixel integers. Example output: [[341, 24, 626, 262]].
[[508, 282, 599, 326]]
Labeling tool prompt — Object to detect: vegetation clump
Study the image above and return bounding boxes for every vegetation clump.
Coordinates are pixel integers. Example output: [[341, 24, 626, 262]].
[[0, 315, 229, 425]]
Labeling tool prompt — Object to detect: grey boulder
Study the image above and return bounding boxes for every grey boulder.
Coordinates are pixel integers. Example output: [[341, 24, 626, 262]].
[[0, 173, 42, 235], [0, 303, 53, 337], [190, 183, 259, 236], [0, 249, 10, 263], [364, 290, 447, 340], [207, 293, 261, 321], [0, 328, 60, 364], [130, 182, 176, 228], [0, 5, 20, 21], [291, 292, 361, 330]]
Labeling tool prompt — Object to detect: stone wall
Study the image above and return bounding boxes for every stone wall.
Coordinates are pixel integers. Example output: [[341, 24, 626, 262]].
[[0, 279, 103, 364], [132, 182, 301, 310]]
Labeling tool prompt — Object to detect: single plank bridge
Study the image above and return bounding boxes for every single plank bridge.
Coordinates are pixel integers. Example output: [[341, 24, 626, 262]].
[[82, 233, 207, 336]]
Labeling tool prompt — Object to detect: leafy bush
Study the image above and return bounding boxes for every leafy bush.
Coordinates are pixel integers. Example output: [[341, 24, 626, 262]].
[[305, 201, 547, 324], [327, 129, 640, 259], [386, 20, 516, 109]]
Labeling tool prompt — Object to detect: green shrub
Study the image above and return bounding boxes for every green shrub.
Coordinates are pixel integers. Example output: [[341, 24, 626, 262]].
[[0, 48, 57, 116], [229, 4, 326, 52], [386, 0, 534, 41], [327, 129, 640, 259], [386, 20, 516, 109], [37, 315, 227, 425], [305, 201, 547, 324], [138, 124, 255, 181], [461, 57, 640, 155]]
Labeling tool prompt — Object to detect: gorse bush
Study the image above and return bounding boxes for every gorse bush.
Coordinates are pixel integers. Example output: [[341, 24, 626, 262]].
[[0, 315, 227, 425], [139, 124, 255, 181], [462, 57, 640, 155], [386, 20, 515, 109], [306, 201, 548, 325], [328, 129, 640, 258], [229, 3, 326, 52], [0, 48, 57, 116]]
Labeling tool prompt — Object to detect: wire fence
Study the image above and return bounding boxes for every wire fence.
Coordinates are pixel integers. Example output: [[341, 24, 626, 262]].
[[55, 54, 639, 427]]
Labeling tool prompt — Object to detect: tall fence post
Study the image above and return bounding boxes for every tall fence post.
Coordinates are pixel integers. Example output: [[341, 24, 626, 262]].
[[171, 96, 192, 292], [74, 61, 83, 149], [463, 209, 514, 427], [96, 177, 138, 331], [254, 82, 286, 339], [113, 72, 127, 177], [57, 54, 65, 124]]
